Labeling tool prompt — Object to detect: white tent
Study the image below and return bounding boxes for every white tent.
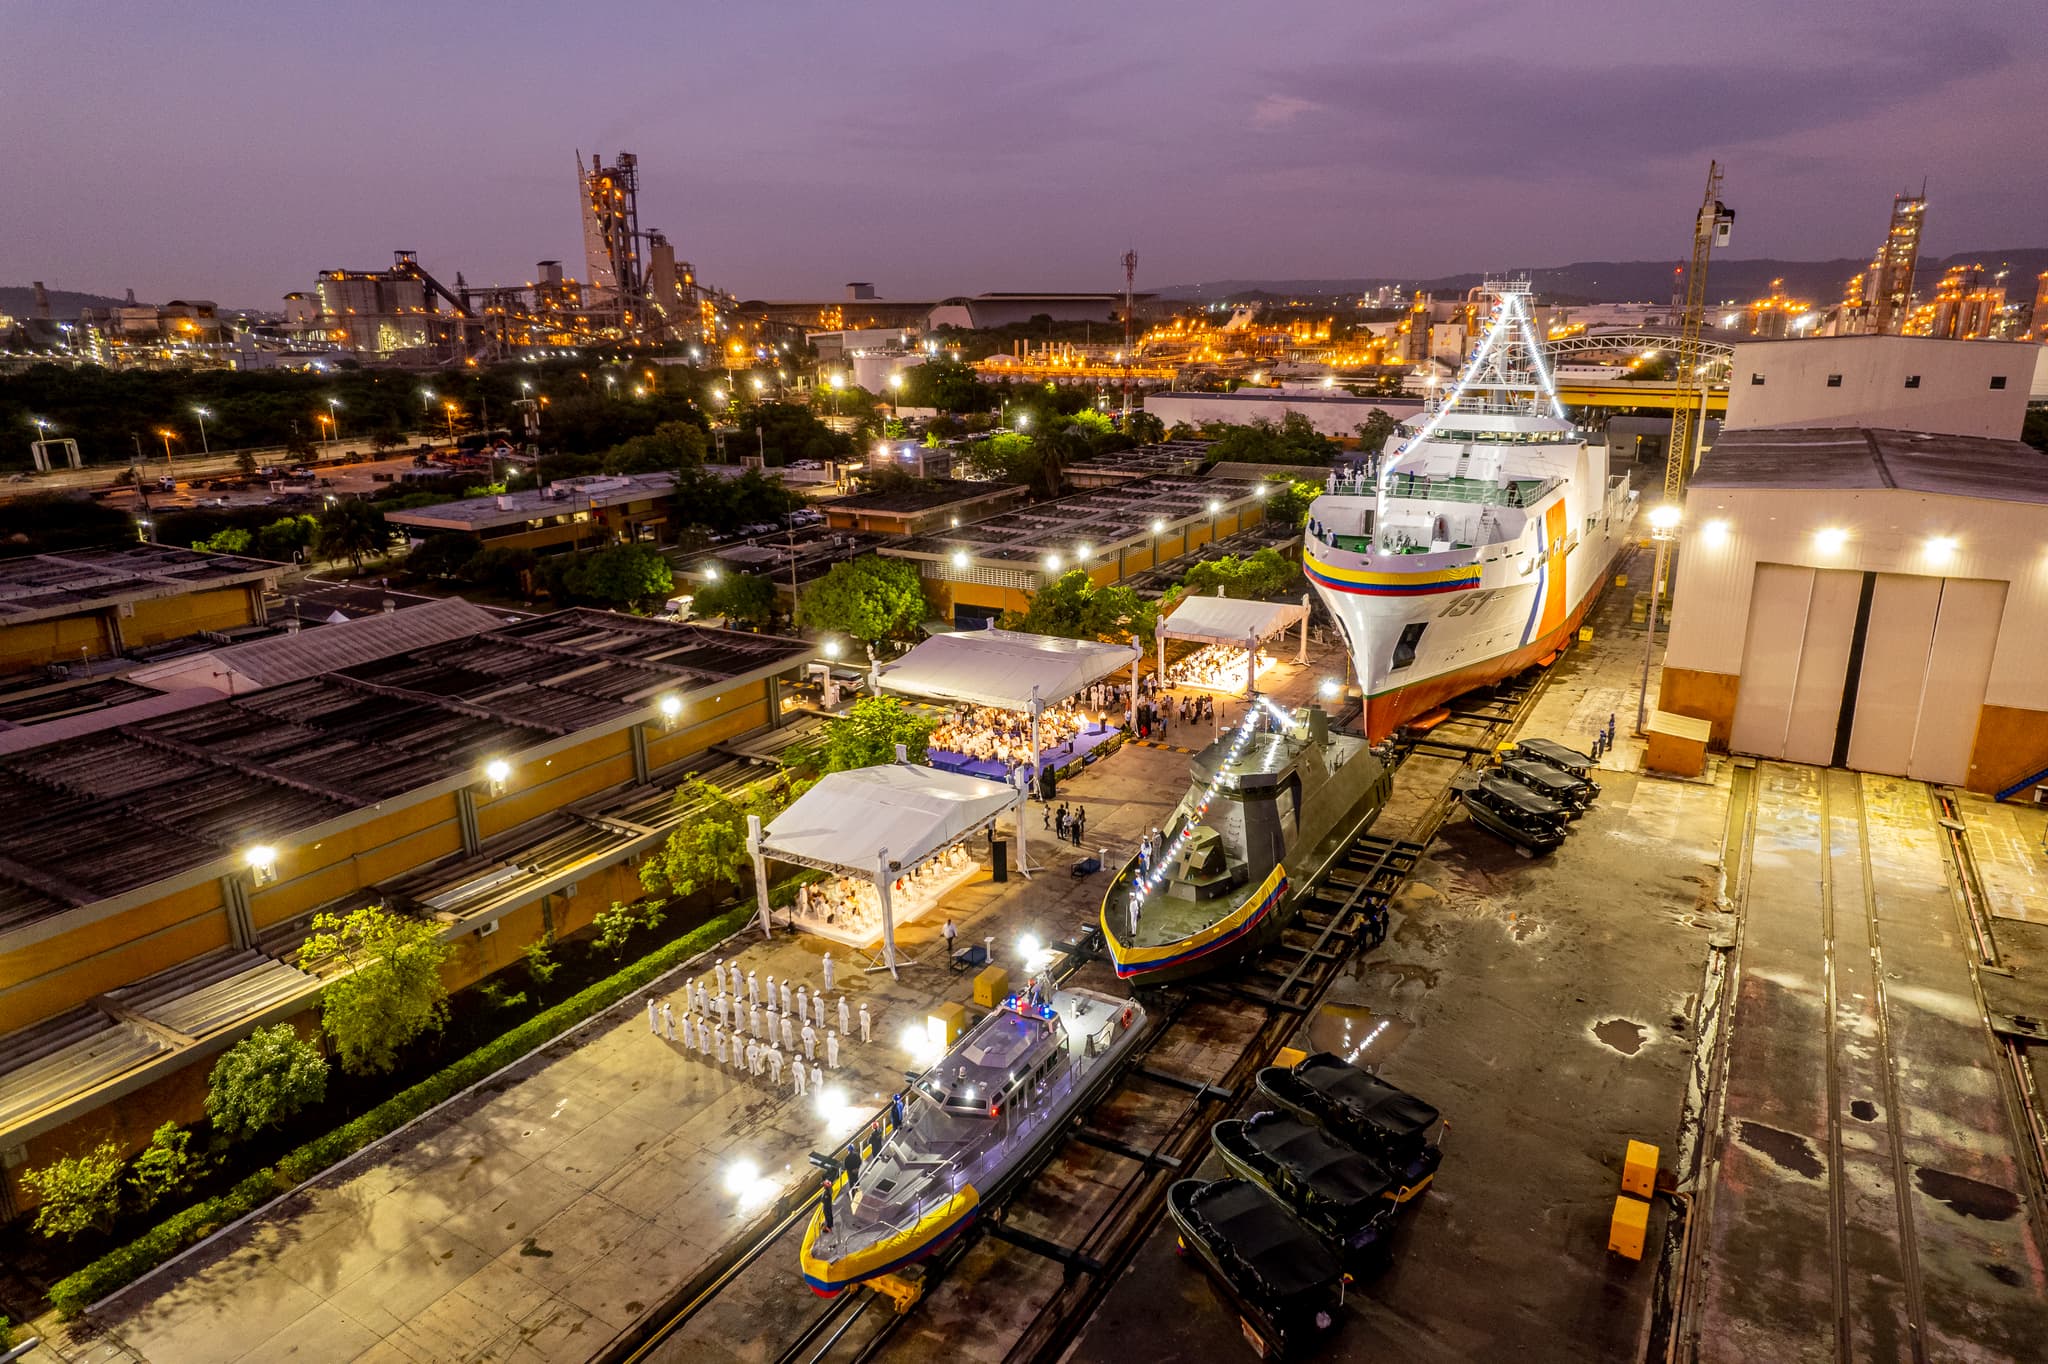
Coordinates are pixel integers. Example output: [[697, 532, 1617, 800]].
[[1155, 593, 1311, 696], [877, 628, 1140, 713], [748, 763, 1025, 974]]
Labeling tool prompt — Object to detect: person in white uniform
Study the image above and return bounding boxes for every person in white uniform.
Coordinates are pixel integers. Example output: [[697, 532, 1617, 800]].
[[746, 1037, 761, 1076], [837, 995, 850, 1037], [822, 952, 836, 993], [747, 970, 760, 1007], [826, 1029, 840, 1070], [714, 1025, 728, 1066], [647, 996, 659, 1033], [780, 1012, 795, 1051], [765, 1045, 782, 1085], [802, 1021, 817, 1061], [779, 979, 792, 1015], [859, 1001, 872, 1044], [793, 1056, 808, 1096]]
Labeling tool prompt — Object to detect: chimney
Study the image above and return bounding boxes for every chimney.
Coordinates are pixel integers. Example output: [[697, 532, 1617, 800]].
[[31, 281, 50, 319]]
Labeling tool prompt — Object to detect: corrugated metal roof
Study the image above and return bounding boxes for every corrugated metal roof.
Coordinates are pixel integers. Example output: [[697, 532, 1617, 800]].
[[0, 1011, 166, 1131], [106, 947, 319, 1038], [1693, 427, 2048, 503], [126, 597, 504, 693]]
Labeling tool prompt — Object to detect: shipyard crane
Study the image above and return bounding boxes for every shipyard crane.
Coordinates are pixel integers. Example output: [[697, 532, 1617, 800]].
[[1665, 162, 1735, 502]]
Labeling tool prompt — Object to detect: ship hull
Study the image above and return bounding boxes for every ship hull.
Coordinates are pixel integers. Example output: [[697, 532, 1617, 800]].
[[1104, 865, 1291, 986], [800, 1189, 979, 1296], [1361, 586, 1600, 740]]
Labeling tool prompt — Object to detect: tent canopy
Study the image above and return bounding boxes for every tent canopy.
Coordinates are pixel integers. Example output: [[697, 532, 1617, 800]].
[[1157, 595, 1308, 647], [878, 628, 1137, 712], [760, 763, 1016, 877]]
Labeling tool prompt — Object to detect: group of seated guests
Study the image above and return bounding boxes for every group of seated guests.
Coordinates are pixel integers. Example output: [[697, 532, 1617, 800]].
[[1167, 644, 1266, 692], [929, 698, 1094, 770], [788, 844, 978, 935]]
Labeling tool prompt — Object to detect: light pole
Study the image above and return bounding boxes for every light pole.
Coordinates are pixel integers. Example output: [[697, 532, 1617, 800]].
[[1636, 504, 1682, 734], [326, 398, 342, 448], [191, 406, 211, 456], [443, 401, 459, 441], [156, 428, 179, 469], [316, 413, 333, 448]]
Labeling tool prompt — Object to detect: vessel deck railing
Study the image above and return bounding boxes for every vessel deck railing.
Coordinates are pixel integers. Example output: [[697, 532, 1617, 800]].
[[1320, 474, 1552, 506]]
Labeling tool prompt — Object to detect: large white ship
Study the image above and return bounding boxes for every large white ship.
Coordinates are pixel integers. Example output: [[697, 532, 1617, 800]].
[[1305, 280, 1633, 739]]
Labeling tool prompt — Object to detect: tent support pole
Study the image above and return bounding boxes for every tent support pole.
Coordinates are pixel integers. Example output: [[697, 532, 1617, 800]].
[[875, 848, 899, 979], [1298, 593, 1310, 663], [746, 814, 774, 940], [1128, 642, 1140, 733]]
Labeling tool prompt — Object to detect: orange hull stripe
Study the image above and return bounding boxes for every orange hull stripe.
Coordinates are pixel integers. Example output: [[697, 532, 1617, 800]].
[[1539, 503, 1568, 637]]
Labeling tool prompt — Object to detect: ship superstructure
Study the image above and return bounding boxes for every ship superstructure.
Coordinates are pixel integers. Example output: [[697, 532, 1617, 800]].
[[1306, 281, 1632, 739]]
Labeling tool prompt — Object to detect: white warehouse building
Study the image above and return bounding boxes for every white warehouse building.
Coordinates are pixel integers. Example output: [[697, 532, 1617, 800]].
[[1724, 335, 2033, 440], [1657, 426, 2048, 796]]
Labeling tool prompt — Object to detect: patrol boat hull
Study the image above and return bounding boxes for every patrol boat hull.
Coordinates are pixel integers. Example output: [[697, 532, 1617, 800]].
[[1101, 703, 1388, 987], [799, 985, 1144, 1294]]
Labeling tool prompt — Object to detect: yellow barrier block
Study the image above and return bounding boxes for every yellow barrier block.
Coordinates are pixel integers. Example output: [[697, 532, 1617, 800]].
[[1622, 1139, 1660, 1198], [1578, 626, 1595, 643], [1273, 1045, 1309, 1069], [973, 965, 1011, 1009], [1613, 573, 1628, 588], [928, 1001, 966, 1049], [1609, 1194, 1649, 1260]]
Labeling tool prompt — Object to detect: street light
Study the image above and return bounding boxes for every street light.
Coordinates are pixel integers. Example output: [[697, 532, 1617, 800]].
[[443, 401, 459, 440], [326, 398, 342, 446], [822, 638, 843, 659], [192, 407, 212, 456], [1636, 504, 1683, 734], [156, 427, 180, 467], [951, 549, 970, 570], [419, 387, 437, 416]]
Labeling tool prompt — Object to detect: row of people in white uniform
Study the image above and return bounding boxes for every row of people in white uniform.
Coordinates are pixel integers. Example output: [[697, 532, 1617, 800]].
[[645, 952, 876, 1098]]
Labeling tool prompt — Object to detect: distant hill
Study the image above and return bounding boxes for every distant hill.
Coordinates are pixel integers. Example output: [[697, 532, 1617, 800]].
[[0, 285, 137, 318], [1155, 251, 2048, 306]]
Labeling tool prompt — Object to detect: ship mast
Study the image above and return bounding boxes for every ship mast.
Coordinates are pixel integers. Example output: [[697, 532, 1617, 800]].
[[1377, 278, 1565, 510]]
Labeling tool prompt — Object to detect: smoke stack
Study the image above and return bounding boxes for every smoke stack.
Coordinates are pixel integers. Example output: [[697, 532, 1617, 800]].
[[31, 281, 50, 319]]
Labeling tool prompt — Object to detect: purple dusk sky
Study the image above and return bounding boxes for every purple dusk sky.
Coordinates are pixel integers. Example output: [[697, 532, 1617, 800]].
[[3, 0, 2045, 307]]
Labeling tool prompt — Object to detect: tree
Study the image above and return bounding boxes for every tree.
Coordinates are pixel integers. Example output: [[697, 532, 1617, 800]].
[[1264, 479, 1321, 528], [204, 1024, 329, 1140], [463, 545, 537, 596], [129, 1122, 200, 1214], [1203, 413, 1338, 467], [640, 777, 792, 904], [284, 427, 317, 461], [235, 448, 260, 477], [896, 358, 993, 413], [566, 542, 673, 608], [21, 1139, 125, 1239], [962, 430, 1041, 489], [314, 498, 395, 572], [1354, 409, 1397, 454], [193, 527, 252, 554], [371, 428, 407, 456], [1004, 569, 1156, 645], [1179, 547, 1298, 601], [406, 531, 483, 579], [256, 513, 319, 561], [1125, 411, 1166, 443], [0, 494, 135, 558], [602, 420, 708, 475], [691, 570, 775, 626], [591, 898, 666, 955], [794, 554, 927, 644], [299, 905, 453, 1075], [818, 695, 936, 772]]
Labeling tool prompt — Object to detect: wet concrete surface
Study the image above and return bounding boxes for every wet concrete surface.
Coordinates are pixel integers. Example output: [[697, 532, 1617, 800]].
[[1068, 583, 1728, 1364], [1693, 764, 2048, 1364]]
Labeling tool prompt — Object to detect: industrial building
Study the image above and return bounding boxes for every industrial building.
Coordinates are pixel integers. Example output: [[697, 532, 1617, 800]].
[[0, 609, 816, 1212], [384, 472, 680, 554], [883, 473, 1272, 625], [1657, 427, 2048, 796], [819, 480, 1029, 537], [1723, 335, 2033, 440], [0, 545, 283, 678], [1146, 389, 1425, 437]]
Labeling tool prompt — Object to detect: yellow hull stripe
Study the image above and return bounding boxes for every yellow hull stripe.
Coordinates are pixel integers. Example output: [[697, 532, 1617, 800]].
[[1304, 549, 1482, 590], [799, 1184, 980, 1289], [1102, 862, 1287, 970]]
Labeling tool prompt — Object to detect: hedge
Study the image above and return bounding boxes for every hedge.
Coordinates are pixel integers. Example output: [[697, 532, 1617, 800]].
[[49, 903, 756, 1318]]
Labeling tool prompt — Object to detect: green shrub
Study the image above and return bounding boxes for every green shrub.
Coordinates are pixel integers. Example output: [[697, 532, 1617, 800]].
[[129, 1123, 202, 1215], [205, 1025, 328, 1141], [23, 1139, 125, 1240], [48, 904, 754, 1317]]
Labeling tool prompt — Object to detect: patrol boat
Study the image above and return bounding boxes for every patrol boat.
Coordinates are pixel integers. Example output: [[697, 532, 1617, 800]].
[[1100, 701, 1389, 985], [799, 979, 1144, 1295], [1305, 279, 1633, 741]]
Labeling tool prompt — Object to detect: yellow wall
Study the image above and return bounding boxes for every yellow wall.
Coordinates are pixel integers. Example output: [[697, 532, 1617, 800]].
[[1966, 704, 2048, 797], [1657, 667, 1741, 747], [478, 732, 637, 841], [0, 889, 230, 1035], [128, 586, 258, 646], [0, 612, 117, 674]]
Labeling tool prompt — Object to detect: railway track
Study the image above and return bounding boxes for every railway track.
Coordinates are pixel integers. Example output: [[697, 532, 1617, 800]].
[[605, 653, 1568, 1364]]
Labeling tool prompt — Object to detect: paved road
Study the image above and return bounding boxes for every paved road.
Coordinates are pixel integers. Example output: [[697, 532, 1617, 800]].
[[1694, 763, 2048, 1362]]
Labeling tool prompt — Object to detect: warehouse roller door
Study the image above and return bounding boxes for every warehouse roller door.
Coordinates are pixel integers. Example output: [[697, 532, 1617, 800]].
[[1729, 564, 2005, 780], [1728, 564, 1862, 761]]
